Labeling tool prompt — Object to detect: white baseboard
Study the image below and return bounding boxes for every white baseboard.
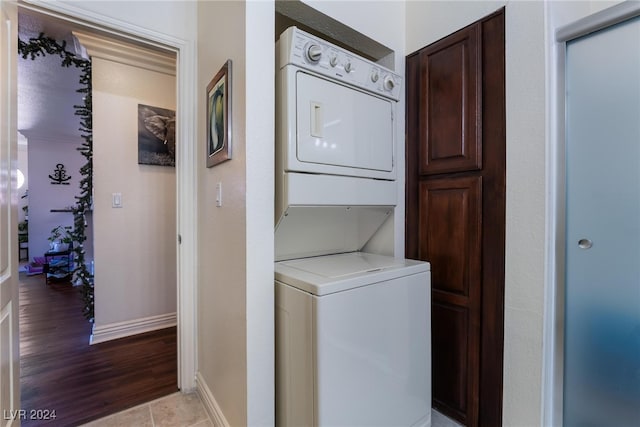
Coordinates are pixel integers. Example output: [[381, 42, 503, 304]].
[[196, 371, 230, 427], [90, 312, 176, 345]]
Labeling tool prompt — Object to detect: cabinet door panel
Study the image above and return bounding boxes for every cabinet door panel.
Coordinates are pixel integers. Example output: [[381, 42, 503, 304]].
[[418, 25, 481, 175], [419, 176, 482, 298], [432, 301, 469, 420], [418, 176, 482, 424]]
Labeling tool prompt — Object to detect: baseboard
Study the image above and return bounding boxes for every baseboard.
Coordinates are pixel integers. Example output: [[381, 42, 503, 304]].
[[196, 371, 231, 427], [90, 312, 176, 345]]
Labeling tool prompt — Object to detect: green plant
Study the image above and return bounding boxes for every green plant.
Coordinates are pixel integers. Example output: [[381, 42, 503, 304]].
[[20, 33, 94, 321], [18, 221, 28, 244], [48, 225, 73, 244]]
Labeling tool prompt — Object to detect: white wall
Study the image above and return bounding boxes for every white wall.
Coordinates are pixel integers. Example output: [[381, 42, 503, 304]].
[[196, 1, 275, 424], [92, 56, 176, 329], [26, 135, 84, 261], [57, 0, 196, 42], [196, 2, 247, 425]]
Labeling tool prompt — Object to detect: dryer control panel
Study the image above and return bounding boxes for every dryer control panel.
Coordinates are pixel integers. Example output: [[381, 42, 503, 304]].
[[277, 26, 402, 101]]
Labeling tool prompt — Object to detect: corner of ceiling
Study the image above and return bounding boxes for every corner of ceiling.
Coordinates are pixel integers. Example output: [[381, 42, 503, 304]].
[[73, 30, 176, 76]]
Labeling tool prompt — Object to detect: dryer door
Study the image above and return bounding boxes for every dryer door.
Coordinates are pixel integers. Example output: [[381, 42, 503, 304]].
[[293, 70, 395, 179]]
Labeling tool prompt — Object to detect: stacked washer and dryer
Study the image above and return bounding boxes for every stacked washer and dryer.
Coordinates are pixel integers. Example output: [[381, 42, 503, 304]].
[[274, 27, 431, 427]]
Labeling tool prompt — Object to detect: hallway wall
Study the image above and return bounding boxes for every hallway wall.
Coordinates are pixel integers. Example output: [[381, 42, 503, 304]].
[[91, 55, 177, 339], [196, 1, 248, 424]]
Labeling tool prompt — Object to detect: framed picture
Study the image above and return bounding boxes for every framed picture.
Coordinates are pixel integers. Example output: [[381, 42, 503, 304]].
[[138, 104, 176, 167], [206, 60, 232, 167]]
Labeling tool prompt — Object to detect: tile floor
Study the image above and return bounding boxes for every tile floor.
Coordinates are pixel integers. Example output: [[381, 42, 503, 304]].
[[84, 391, 462, 427], [432, 410, 465, 427], [81, 392, 212, 427]]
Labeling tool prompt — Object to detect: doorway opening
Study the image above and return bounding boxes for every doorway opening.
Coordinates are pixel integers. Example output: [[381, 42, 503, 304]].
[[14, 6, 193, 424]]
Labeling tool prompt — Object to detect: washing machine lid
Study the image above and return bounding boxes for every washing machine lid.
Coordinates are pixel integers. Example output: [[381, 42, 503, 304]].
[[275, 252, 430, 296]]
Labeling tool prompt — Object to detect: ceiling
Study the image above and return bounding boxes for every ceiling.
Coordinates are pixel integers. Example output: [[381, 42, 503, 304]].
[[18, 12, 87, 143]]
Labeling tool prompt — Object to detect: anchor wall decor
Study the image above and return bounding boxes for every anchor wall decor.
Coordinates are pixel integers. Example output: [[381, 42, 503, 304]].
[[49, 163, 72, 185]]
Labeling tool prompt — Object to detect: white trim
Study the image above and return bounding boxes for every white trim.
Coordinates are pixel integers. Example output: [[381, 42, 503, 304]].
[[556, 0, 640, 42], [19, 0, 198, 392], [72, 30, 176, 76], [245, 2, 275, 425], [195, 372, 231, 427], [543, 7, 567, 425], [176, 36, 199, 392], [544, 2, 640, 426], [90, 313, 177, 345], [1, 301, 16, 421]]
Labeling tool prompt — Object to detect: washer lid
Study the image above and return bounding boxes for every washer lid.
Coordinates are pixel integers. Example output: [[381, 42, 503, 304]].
[[275, 252, 430, 296]]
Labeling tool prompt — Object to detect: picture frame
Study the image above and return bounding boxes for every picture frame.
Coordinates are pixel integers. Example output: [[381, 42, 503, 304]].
[[206, 60, 232, 168], [138, 104, 176, 167]]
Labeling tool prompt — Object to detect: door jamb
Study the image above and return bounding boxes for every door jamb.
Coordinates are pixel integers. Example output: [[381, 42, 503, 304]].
[[17, 0, 198, 391]]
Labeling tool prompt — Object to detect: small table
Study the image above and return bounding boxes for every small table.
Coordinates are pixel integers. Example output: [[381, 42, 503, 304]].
[[43, 249, 73, 284]]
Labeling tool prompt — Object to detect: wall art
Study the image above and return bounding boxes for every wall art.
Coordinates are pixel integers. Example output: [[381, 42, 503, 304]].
[[138, 104, 176, 167], [49, 163, 72, 185], [206, 60, 232, 168]]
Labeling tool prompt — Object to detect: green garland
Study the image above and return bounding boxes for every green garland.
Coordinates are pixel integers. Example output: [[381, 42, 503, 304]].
[[19, 33, 94, 321]]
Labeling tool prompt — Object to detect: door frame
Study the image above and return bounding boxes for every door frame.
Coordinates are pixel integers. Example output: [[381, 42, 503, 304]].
[[17, 0, 198, 391], [544, 2, 640, 425]]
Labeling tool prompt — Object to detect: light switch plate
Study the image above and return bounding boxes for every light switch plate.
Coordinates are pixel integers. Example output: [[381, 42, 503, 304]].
[[215, 182, 222, 207], [112, 192, 122, 208]]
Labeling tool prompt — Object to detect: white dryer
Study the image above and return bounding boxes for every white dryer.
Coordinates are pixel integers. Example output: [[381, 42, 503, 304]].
[[275, 27, 431, 427]]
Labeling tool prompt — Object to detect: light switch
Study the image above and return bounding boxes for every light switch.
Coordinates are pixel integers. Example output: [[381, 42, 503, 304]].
[[215, 182, 222, 207], [112, 192, 122, 208]]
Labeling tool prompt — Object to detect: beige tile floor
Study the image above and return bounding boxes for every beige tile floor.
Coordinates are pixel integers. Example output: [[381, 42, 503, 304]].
[[81, 392, 212, 427], [84, 391, 461, 427], [432, 410, 464, 427]]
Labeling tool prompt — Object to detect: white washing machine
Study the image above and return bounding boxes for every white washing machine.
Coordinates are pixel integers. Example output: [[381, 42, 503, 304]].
[[275, 27, 431, 427], [276, 252, 431, 426]]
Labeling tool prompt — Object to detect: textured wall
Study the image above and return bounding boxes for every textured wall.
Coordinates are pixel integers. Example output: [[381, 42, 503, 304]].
[[92, 56, 176, 328], [196, 2, 248, 425]]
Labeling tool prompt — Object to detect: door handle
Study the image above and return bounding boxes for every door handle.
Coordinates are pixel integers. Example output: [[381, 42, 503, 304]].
[[310, 101, 323, 138], [578, 238, 593, 249]]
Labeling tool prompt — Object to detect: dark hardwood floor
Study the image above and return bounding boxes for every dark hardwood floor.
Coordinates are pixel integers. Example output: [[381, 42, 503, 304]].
[[19, 272, 178, 427]]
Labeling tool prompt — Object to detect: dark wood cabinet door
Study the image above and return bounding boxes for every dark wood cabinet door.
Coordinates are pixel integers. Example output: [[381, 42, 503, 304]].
[[420, 177, 482, 424], [406, 8, 505, 427], [418, 25, 481, 176]]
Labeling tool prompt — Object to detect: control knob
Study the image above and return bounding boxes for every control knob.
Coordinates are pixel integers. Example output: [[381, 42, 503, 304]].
[[370, 69, 379, 83], [329, 54, 338, 67], [305, 44, 322, 63], [344, 61, 354, 73], [383, 75, 396, 91]]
